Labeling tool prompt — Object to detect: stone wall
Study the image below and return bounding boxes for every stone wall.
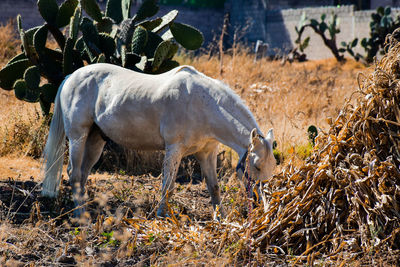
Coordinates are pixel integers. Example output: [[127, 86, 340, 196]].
[[265, 5, 361, 59], [0, 0, 224, 47], [227, 3, 400, 59]]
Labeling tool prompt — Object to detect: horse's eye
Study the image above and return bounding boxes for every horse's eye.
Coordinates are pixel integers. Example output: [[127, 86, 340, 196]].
[[254, 165, 261, 172]]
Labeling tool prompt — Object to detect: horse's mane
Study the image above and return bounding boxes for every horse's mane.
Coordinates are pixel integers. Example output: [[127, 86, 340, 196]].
[[175, 66, 260, 135], [215, 79, 260, 134]]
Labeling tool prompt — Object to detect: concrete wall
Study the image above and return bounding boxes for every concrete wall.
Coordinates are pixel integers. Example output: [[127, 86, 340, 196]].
[[265, 5, 362, 59], [227, 2, 400, 59], [0, 0, 224, 47], [371, 0, 400, 9]]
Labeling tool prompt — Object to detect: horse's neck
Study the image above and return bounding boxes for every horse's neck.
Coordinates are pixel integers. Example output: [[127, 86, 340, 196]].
[[213, 98, 260, 157], [222, 128, 252, 157]]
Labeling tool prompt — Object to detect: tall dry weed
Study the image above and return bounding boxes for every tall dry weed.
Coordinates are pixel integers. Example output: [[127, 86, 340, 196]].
[[0, 106, 48, 158], [0, 21, 20, 67]]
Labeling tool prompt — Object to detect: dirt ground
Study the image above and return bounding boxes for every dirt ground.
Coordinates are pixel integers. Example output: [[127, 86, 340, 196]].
[[0, 155, 250, 266]]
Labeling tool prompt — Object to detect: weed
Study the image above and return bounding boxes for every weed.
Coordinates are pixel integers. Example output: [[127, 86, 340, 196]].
[[100, 231, 120, 247], [0, 21, 20, 67], [70, 227, 80, 236]]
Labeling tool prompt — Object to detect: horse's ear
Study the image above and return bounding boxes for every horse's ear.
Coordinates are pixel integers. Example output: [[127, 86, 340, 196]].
[[250, 128, 261, 146], [266, 128, 274, 142]]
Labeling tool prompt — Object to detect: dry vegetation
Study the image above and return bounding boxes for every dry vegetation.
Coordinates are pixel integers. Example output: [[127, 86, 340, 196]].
[[0, 21, 399, 266]]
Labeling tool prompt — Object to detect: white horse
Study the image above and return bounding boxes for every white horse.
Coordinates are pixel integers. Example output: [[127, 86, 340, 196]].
[[41, 63, 276, 218]]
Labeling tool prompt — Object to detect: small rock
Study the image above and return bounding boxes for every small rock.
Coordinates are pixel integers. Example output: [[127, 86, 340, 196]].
[[67, 245, 80, 255], [57, 255, 76, 265]]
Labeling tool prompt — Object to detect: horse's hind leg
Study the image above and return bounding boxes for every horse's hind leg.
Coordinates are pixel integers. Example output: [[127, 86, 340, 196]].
[[68, 125, 106, 217], [80, 125, 106, 189], [67, 126, 91, 217], [157, 143, 184, 217], [195, 142, 224, 219]]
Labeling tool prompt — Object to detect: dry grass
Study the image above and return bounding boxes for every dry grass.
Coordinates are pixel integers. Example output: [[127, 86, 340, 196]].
[[0, 21, 47, 160], [0, 21, 19, 66]]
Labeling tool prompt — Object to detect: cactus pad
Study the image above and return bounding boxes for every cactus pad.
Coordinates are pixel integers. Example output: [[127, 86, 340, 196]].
[[63, 38, 74, 75], [98, 33, 116, 58], [152, 40, 172, 71], [138, 18, 162, 31], [40, 83, 58, 103], [97, 53, 106, 63], [166, 42, 178, 59], [131, 26, 148, 55], [144, 31, 163, 58], [21, 27, 41, 62], [14, 79, 40, 103], [152, 10, 178, 34], [0, 59, 33, 90], [17, 15, 22, 33], [1, 0, 205, 110], [56, 0, 79, 28], [43, 48, 63, 62], [37, 53, 63, 85], [96, 17, 115, 34], [38, 0, 59, 25], [6, 53, 27, 66], [106, 0, 123, 24], [119, 18, 135, 44], [134, 0, 159, 23], [161, 29, 173, 41], [122, 0, 132, 20], [14, 79, 28, 101], [154, 59, 179, 74], [39, 97, 51, 114], [170, 22, 203, 50], [24, 66, 41, 90], [33, 25, 48, 55], [81, 17, 100, 46], [69, 6, 81, 41], [81, 0, 103, 21]]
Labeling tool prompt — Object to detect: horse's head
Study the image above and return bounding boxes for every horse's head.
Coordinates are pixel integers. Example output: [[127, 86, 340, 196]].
[[248, 128, 276, 181]]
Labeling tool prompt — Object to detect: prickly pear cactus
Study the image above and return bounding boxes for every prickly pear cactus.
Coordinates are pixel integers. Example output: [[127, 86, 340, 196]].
[[341, 6, 400, 63], [295, 12, 343, 62], [0, 0, 204, 114]]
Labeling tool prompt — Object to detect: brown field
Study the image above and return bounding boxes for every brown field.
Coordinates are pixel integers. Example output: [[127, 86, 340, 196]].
[[0, 21, 399, 266]]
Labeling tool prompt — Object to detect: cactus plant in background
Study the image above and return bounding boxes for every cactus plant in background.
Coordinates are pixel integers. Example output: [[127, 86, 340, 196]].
[[0, 0, 204, 114], [286, 12, 310, 63], [341, 6, 400, 64], [307, 125, 318, 146], [294, 12, 344, 62]]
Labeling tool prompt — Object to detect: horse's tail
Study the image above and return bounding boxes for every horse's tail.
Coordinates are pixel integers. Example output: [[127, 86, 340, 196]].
[[41, 77, 68, 197]]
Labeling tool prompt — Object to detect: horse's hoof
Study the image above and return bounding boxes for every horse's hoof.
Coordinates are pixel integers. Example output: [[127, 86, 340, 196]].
[[73, 208, 85, 218], [156, 210, 167, 218]]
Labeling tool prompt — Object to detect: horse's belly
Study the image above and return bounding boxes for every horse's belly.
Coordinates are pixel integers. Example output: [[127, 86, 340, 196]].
[[108, 131, 165, 150], [98, 121, 165, 150]]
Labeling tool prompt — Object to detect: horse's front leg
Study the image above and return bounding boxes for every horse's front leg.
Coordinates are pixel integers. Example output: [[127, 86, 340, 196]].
[[195, 142, 225, 220], [157, 144, 184, 217]]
